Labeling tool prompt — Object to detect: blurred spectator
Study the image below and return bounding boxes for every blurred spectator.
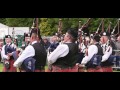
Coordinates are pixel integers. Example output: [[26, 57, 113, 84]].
[[48, 35, 59, 53], [115, 35, 120, 69], [115, 35, 120, 56], [43, 37, 51, 50]]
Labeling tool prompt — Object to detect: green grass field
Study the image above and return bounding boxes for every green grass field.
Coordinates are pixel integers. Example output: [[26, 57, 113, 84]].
[[0, 63, 49, 72], [0, 63, 3, 72]]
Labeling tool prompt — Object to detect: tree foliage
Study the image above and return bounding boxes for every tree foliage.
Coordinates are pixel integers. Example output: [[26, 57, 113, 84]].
[[5, 18, 34, 27], [0, 18, 119, 36]]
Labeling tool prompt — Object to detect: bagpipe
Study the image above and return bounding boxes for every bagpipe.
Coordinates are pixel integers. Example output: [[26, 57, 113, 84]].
[[54, 19, 63, 43], [18, 18, 45, 72], [3, 43, 19, 70], [111, 18, 120, 37], [78, 18, 92, 47], [3, 43, 17, 60], [77, 18, 92, 63], [85, 54, 102, 68], [95, 19, 120, 67], [57, 19, 62, 38], [20, 57, 36, 72], [32, 18, 45, 46], [101, 55, 117, 67], [95, 18, 104, 36]]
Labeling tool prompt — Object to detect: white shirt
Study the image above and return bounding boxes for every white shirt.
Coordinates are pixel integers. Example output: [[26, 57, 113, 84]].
[[101, 46, 112, 62], [81, 44, 98, 65], [1, 45, 9, 60], [47, 42, 69, 65], [13, 41, 37, 68]]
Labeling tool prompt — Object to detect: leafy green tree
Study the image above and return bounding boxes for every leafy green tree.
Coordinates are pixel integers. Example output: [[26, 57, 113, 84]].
[[0, 18, 6, 24], [5, 18, 34, 27], [0, 18, 119, 36]]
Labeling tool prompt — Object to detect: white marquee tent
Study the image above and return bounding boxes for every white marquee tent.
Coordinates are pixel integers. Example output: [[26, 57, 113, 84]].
[[0, 23, 30, 39]]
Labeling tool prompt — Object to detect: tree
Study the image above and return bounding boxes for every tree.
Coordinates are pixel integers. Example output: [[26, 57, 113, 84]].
[[0, 18, 119, 36], [0, 18, 6, 24], [5, 18, 34, 27]]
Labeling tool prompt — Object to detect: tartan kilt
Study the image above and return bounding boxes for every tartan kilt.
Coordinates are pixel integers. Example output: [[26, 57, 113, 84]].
[[3, 59, 17, 72], [101, 66, 113, 72], [78, 67, 86, 72], [34, 69, 45, 72], [87, 66, 103, 72], [19, 69, 45, 72], [52, 65, 78, 72]]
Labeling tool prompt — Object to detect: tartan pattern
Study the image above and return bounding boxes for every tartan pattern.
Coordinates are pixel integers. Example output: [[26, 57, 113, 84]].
[[101, 66, 113, 72], [3, 60, 17, 72], [87, 66, 103, 72], [52, 65, 78, 72]]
